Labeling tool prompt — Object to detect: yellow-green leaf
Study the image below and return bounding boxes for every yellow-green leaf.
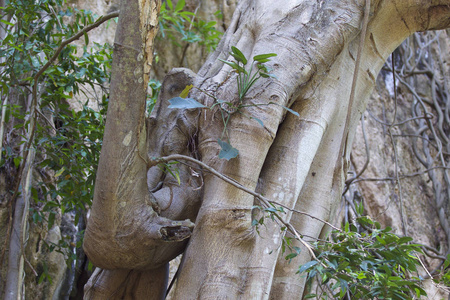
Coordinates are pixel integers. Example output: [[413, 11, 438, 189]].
[[55, 167, 66, 178], [180, 84, 193, 98]]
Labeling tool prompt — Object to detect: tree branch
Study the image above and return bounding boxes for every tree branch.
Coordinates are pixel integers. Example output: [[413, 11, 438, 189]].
[[35, 11, 120, 81], [149, 154, 330, 264], [149, 155, 342, 231], [11, 10, 120, 203], [1, 8, 121, 278]]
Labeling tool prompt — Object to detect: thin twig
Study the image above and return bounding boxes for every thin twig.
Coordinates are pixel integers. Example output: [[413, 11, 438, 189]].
[[152, 144, 341, 282], [343, 114, 370, 194], [49, 5, 65, 35], [35, 11, 119, 82], [149, 155, 341, 231]]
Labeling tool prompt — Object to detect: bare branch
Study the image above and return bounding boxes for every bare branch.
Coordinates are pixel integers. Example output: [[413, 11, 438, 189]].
[[149, 154, 341, 232]]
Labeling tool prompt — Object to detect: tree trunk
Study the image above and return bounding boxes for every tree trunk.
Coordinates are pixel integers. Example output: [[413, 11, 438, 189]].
[[83, 0, 450, 298]]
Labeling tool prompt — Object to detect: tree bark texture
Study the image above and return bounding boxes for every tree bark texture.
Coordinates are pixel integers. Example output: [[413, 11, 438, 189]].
[[82, 0, 192, 298], [171, 1, 449, 299], [84, 0, 450, 299]]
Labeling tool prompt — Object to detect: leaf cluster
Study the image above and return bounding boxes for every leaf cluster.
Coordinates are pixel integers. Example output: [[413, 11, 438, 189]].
[[250, 202, 431, 299], [159, 0, 222, 52], [436, 254, 450, 287], [301, 217, 427, 299], [1, 0, 113, 279], [33, 99, 107, 223], [219, 46, 277, 100], [167, 46, 284, 161]]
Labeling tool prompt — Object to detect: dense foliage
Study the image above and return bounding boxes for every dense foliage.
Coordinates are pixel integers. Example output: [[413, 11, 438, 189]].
[[301, 218, 427, 299], [0, 0, 112, 268], [158, 0, 222, 53]]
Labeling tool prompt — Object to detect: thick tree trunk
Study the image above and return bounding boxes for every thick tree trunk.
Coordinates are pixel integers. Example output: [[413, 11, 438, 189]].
[[84, 0, 450, 298], [82, 0, 195, 298], [171, 1, 450, 298]]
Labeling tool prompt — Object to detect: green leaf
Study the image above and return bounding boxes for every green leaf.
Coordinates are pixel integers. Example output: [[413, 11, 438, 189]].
[[167, 0, 173, 10], [253, 53, 277, 62], [166, 165, 181, 185], [258, 72, 272, 78], [444, 254, 450, 269], [38, 273, 46, 284], [355, 201, 363, 215], [338, 279, 348, 298], [268, 102, 300, 117], [179, 84, 193, 98], [48, 211, 56, 229], [299, 260, 318, 273], [230, 46, 247, 65], [217, 138, 239, 160], [281, 105, 299, 116], [344, 222, 350, 232], [55, 167, 66, 178], [219, 59, 246, 73], [13, 156, 22, 168], [2, 33, 12, 45], [285, 252, 298, 261], [84, 32, 89, 46], [175, 0, 185, 12], [168, 97, 206, 109], [251, 117, 264, 127], [265, 207, 279, 213], [31, 56, 40, 68], [415, 286, 427, 297], [398, 236, 413, 244], [357, 273, 367, 279], [0, 19, 14, 26]]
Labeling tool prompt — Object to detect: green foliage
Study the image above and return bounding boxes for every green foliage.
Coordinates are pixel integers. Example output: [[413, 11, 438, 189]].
[[34, 99, 107, 216], [158, 161, 181, 185], [220, 46, 277, 100], [1, 0, 113, 280], [159, 0, 222, 52], [301, 217, 427, 299], [147, 79, 161, 114], [435, 254, 450, 287], [251, 202, 433, 299], [168, 46, 281, 160]]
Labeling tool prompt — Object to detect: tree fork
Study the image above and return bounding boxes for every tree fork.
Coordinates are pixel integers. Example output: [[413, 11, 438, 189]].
[[83, 0, 450, 298], [83, 0, 194, 272]]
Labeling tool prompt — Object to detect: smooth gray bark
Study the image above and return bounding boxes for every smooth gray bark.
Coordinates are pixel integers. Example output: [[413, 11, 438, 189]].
[[83, 0, 450, 298]]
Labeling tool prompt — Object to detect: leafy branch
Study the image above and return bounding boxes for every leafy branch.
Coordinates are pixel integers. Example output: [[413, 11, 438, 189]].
[[0, 2, 118, 284], [147, 154, 333, 261], [148, 154, 437, 299], [10, 10, 119, 206], [300, 218, 427, 299]]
